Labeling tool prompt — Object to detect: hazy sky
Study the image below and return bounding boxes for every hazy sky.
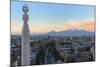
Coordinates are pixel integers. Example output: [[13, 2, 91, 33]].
[[11, 1, 95, 34]]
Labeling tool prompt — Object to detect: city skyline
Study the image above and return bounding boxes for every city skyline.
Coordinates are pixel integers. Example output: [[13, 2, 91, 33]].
[[11, 1, 95, 66], [11, 1, 95, 34]]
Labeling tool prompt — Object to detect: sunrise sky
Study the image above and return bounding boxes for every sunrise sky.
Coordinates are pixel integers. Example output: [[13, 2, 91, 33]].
[[11, 1, 95, 34]]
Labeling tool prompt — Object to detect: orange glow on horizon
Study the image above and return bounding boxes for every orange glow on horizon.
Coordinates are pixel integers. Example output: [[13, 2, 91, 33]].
[[11, 19, 95, 33], [64, 20, 95, 32]]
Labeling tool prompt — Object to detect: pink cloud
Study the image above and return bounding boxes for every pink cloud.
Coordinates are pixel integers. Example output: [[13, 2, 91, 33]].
[[65, 20, 95, 32]]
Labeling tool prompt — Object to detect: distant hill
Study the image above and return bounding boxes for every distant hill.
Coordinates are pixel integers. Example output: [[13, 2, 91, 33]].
[[12, 30, 95, 36], [45, 30, 95, 36]]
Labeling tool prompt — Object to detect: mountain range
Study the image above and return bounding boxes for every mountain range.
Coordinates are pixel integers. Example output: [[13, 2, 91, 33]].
[[45, 30, 95, 36], [12, 30, 95, 36]]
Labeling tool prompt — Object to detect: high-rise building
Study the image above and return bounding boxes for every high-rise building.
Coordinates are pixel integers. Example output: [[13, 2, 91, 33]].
[[21, 4, 30, 65]]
